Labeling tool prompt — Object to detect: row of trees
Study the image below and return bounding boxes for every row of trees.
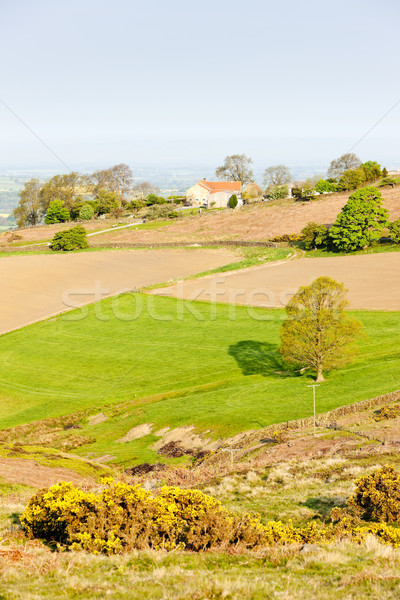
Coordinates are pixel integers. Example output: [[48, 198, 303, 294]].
[[13, 164, 176, 228], [214, 153, 392, 202]]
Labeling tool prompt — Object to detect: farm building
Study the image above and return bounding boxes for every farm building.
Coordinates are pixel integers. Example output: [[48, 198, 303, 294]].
[[186, 179, 242, 208]]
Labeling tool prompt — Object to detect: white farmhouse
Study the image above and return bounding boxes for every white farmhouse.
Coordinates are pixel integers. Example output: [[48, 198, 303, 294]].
[[186, 179, 242, 208]]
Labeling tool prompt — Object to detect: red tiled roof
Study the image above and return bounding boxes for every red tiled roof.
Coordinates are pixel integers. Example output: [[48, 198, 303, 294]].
[[198, 180, 242, 193]]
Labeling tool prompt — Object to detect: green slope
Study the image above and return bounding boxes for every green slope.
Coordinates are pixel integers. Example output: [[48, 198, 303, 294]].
[[0, 294, 399, 464]]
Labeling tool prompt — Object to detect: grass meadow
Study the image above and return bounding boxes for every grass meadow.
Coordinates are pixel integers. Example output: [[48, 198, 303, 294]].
[[0, 294, 399, 464]]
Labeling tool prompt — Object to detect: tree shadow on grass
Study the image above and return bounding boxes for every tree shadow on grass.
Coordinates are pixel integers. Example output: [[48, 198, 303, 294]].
[[228, 340, 298, 378]]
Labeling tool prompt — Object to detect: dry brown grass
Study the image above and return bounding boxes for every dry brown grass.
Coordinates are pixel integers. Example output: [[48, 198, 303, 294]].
[[94, 186, 400, 245]]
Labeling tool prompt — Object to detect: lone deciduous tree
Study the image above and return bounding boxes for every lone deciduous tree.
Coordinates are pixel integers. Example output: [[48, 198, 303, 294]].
[[279, 277, 362, 382], [215, 154, 253, 184], [91, 163, 133, 205], [328, 153, 361, 179], [263, 164, 292, 187], [13, 178, 43, 227]]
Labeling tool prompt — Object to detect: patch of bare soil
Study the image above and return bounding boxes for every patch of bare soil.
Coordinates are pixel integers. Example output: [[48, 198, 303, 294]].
[[116, 423, 153, 443], [152, 426, 220, 454], [0, 248, 236, 334], [88, 413, 108, 426], [0, 457, 94, 487], [151, 251, 400, 310]]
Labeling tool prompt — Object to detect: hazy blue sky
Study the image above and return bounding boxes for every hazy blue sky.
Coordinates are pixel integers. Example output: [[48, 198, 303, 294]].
[[1, 0, 399, 172]]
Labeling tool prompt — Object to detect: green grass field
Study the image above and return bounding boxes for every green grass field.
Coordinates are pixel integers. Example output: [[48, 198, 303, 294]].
[[305, 242, 400, 258], [0, 294, 399, 464]]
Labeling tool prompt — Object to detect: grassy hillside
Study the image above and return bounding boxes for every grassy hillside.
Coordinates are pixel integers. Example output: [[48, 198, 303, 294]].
[[87, 185, 400, 245], [1, 443, 400, 598], [0, 294, 399, 464]]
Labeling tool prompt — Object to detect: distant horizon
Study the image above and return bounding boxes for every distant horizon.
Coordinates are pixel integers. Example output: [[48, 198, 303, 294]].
[[1, 155, 399, 182]]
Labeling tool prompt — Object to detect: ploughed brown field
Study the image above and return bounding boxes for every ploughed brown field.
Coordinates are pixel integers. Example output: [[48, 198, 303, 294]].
[[150, 252, 400, 311], [0, 248, 236, 334]]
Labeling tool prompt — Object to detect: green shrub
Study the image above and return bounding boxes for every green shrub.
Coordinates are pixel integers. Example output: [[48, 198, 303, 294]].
[[146, 193, 166, 206], [388, 219, 400, 243], [44, 200, 70, 224], [301, 222, 329, 250], [50, 226, 88, 252], [145, 205, 179, 221], [360, 161, 382, 183], [348, 466, 400, 522], [129, 199, 146, 212], [328, 187, 388, 251], [95, 190, 119, 215], [78, 203, 94, 221], [228, 194, 238, 208], [379, 177, 396, 188], [69, 202, 85, 221], [315, 179, 338, 194], [292, 186, 316, 201], [267, 185, 288, 200], [338, 168, 366, 191]]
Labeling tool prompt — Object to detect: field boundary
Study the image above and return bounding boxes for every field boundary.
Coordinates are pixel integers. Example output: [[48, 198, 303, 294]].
[[89, 240, 278, 249], [258, 390, 400, 438]]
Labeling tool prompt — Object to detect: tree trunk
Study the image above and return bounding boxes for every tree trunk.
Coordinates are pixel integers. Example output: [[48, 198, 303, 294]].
[[316, 365, 325, 382]]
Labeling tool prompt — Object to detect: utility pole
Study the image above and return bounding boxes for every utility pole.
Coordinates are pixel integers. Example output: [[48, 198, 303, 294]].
[[307, 384, 320, 437], [220, 448, 241, 469]]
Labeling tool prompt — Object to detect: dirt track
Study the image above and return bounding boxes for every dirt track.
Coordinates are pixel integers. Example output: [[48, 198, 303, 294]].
[[150, 252, 400, 311], [0, 248, 236, 334]]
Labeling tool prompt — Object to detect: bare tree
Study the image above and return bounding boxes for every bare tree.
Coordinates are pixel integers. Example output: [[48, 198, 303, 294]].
[[91, 163, 133, 205], [215, 154, 254, 184], [328, 153, 361, 179], [263, 164, 292, 188], [132, 181, 160, 200], [13, 178, 43, 227]]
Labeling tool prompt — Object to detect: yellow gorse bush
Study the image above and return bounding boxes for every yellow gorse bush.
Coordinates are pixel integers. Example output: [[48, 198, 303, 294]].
[[20, 471, 400, 555], [348, 465, 400, 522], [21, 480, 269, 554], [374, 404, 400, 421]]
